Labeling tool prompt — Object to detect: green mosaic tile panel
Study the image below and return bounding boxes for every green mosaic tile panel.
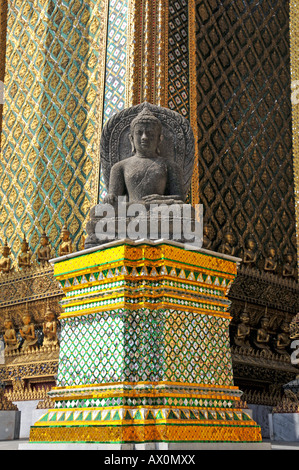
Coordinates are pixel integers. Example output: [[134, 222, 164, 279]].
[[57, 309, 234, 388]]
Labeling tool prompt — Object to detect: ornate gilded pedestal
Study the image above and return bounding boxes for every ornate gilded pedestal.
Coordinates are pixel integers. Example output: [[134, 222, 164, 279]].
[[28, 240, 262, 447]]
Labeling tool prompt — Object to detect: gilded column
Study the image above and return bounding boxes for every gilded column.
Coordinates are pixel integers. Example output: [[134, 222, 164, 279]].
[[290, 0, 299, 274], [126, 0, 169, 107], [0, 0, 108, 257], [0, 0, 8, 147]]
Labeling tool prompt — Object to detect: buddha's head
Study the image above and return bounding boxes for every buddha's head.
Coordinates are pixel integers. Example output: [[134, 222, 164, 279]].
[[285, 252, 294, 264], [22, 313, 31, 326], [40, 231, 49, 247], [246, 236, 255, 251], [4, 319, 12, 330], [21, 235, 29, 253], [240, 311, 250, 324], [2, 239, 10, 257], [61, 225, 70, 242], [130, 106, 163, 157]]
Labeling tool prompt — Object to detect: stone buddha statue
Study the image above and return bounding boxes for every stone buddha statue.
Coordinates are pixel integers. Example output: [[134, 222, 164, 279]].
[[0, 239, 13, 274], [18, 234, 32, 270], [85, 102, 195, 248], [37, 230, 51, 264], [104, 106, 184, 206]]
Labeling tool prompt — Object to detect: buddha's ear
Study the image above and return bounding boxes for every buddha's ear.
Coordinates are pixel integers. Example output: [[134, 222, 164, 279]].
[[129, 133, 135, 154], [156, 133, 163, 156]]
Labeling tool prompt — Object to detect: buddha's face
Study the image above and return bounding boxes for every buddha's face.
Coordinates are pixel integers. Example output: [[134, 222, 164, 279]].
[[23, 315, 31, 325], [247, 239, 255, 250], [2, 247, 10, 257], [269, 248, 276, 258], [41, 237, 48, 247], [131, 122, 161, 157], [226, 234, 233, 245], [4, 320, 12, 329], [45, 312, 54, 321], [262, 318, 269, 328], [21, 242, 28, 252]]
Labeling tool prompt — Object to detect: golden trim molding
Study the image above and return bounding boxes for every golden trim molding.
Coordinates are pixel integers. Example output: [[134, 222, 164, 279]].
[[92, 0, 109, 206], [188, 0, 200, 208], [290, 0, 299, 274], [126, 0, 169, 107]]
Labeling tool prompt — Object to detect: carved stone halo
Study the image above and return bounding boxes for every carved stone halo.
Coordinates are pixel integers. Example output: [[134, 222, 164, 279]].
[[100, 101, 195, 201]]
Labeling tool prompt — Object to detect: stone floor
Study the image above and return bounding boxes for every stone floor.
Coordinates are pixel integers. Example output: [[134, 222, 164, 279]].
[[0, 439, 299, 450]]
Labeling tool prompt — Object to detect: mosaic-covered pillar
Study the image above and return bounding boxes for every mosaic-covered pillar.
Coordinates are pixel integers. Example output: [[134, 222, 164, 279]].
[[27, 241, 262, 446], [0, 0, 108, 257]]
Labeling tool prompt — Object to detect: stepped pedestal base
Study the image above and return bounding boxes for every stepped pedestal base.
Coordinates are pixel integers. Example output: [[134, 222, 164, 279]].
[[28, 240, 263, 446]]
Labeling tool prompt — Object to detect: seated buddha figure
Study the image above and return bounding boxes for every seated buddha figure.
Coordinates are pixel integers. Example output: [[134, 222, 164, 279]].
[[264, 245, 277, 273], [18, 235, 32, 270], [243, 237, 257, 267], [275, 320, 291, 356], [85, 102, 196, 248], [254, 315, 271, 351], [3, 316, 19, 352], [219, 230, 236, 256], [20, 309, 38, 352], [37, 230, 51, 264], [42, 302, 58, 348], [234, 310, 252, 350], [0, 240, 13, 274], [59, 225, 73, 257], [282, 252, 296, 279], [104, 106, 184, 206]]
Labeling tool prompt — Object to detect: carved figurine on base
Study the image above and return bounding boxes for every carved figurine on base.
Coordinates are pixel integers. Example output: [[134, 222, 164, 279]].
[[234, 308, 252, 350], [219, 229, 236, 256], [3, 315, 19, 353], [85, 102, 195, 248], [254, 314, 271, 351], [275, 320, 291, 356], [264, 244, 277, 274], [282, 252, 296, 279], [103, 106, 184, 207], [18, 235, 32, 270], [0, 240, 13, 274], [242, 237, 257, 268], [37, 230, 51, 265], [42, 301, 58, 350], [59, 225, 73, 257], [20, 307, 38, 352]]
